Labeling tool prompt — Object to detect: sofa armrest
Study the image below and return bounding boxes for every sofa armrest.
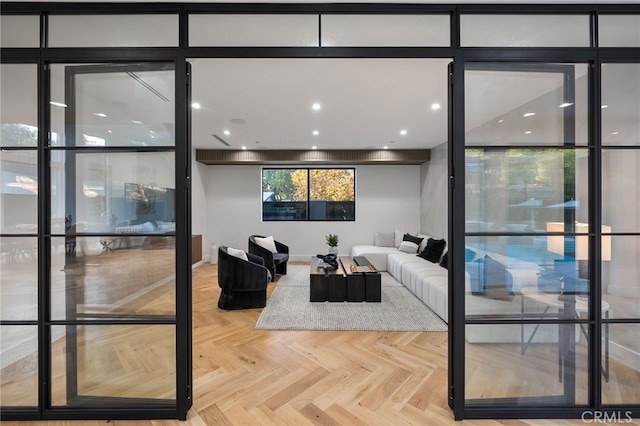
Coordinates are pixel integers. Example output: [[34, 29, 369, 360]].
[[247, 252, 265, 266]]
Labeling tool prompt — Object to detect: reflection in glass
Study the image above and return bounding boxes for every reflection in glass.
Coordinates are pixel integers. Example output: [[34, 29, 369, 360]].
[[1, 63, 38, 147], [602, 324, 640, 405], [49, 15, 179, 48], [1, 150, 38, 232], [465, 324, 589, 404], [50, 151, 175, 233], [321, 14, 450, 47], [49, 63, 175, 147], [464, 236, 591, 317], [603, 150, 640, 233], [0, 15, 40, 48], [0, 237, 38, 321], [50, 236, 176, 320], [465, 149, 589, 231], [190, 14, 318, 47], [602, 63, 640, 146], [465, 64, 588, 146], [603, 236, 640, 319], [0, 325, 38, 407], [599, 16, 640, 47], [50, 324, 176, 406], [460, 15, 590, 47]]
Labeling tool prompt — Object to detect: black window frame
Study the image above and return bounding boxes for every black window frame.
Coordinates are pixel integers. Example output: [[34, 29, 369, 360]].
[[261, 167, 356, 222]]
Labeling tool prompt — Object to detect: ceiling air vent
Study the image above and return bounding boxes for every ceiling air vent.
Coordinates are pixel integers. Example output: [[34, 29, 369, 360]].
[[212, 134, 230, 146]]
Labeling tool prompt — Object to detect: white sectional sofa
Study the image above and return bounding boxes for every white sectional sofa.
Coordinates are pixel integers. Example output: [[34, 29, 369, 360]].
[[351, 232, 544, 330], [351, 231, 454, 321], [350, 233, 560, 344]]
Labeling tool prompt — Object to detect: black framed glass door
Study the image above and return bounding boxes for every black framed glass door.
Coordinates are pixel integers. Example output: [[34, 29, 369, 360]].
[[47, 62, 182, 413], [460, 62, 598, 409]]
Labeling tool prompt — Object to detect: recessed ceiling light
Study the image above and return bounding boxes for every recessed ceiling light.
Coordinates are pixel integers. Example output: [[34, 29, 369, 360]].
[[523, 112, 536, 117], [312, 103, 321, 111], [431, 103, 441, 111], [223, 130, 230, 136], [50, 101, 67, 108], [107, 130, 113, 134], [191, 102, 201, 109], [525, 131, 532, 134], [559, 102, 574, 108], [132, 120, 143, 124], [400, 130, 408, 136], [312, 130, 319, 136], [611, 131, 619, 135], [383, 146, 389, 149], [241, 146, 247, 150], [93, 112, 107, 118], [498, 119, 504, 123], [601, 105, 609, 109], [312, 146, 317, 150]]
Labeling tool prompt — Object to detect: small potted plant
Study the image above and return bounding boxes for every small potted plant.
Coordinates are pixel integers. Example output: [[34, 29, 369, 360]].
[[326, 233, 339, 254]]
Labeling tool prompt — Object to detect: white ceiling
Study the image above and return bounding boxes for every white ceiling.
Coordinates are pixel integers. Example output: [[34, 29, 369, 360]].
[[190, 58, 450, 150]]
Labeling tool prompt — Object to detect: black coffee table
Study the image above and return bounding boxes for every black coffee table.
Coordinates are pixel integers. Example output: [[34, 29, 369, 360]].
[[309, 256, 381, 302]]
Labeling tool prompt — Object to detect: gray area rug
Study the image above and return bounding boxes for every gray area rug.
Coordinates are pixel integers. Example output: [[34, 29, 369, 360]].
[[255, 265, 448, 332]]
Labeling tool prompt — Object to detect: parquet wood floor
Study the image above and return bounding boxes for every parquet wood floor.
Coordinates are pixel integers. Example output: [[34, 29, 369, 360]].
[[3, 262, 639, 425]]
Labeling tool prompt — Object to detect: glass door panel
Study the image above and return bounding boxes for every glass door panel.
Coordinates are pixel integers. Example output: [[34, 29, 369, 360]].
[[601, 62, 640, 405], [48, 63, 177, 408], [0, 63, 39, 410], [464, 63, 592, 406]]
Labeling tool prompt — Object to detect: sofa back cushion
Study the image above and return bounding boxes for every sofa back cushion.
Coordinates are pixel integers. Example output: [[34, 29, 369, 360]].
[[374, 231, 395, 247]]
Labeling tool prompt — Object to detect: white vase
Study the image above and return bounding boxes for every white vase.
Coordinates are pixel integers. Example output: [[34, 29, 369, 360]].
[[328, 246, 338, 255]]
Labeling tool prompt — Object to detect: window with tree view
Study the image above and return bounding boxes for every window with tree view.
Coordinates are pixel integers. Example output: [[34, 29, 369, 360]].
[[262, 168, 355, 221]]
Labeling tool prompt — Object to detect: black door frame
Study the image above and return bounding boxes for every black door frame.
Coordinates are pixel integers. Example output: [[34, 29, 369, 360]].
[[1, 2, 639, 421]]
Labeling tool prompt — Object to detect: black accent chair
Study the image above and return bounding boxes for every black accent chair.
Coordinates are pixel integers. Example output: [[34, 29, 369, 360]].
[[248, 235, 289, 282], [217, 246, 270, 310]]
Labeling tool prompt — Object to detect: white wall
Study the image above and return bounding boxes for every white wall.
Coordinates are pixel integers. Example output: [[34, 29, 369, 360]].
[[197, 163, 421, 261], [420, 142, 448, 240]]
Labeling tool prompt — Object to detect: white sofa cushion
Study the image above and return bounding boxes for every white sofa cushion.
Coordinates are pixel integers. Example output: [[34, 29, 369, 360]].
[[387, 251, 424, 282], [423, 275, 448, 321], [402, 261, 447, 297], [349, 245, 398, 272], [374, 231, 395, 247]]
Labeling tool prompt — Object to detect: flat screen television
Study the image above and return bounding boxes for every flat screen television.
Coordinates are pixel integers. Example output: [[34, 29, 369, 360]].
[[124, 182, 175, 222]]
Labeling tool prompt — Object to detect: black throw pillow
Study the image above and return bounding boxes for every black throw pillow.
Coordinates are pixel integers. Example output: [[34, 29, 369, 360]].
[[439, 252, 448, 269], [417, 238, 446, 263]]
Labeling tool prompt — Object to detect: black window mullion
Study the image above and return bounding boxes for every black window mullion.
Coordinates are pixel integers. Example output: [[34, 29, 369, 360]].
[[307, 169, 312, 221], [38, 57, 50, 419], [590, 56, 603, 412]]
